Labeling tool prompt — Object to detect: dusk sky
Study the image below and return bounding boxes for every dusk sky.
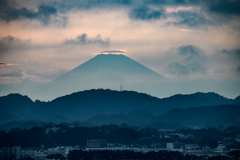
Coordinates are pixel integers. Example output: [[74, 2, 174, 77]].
[[0, 0, 240, 100]]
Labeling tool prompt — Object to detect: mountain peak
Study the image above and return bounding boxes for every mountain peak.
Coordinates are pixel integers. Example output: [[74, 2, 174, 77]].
[[54, 53, 166, 83]]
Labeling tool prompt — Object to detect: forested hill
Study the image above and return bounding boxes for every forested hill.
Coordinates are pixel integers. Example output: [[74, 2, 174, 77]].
[[85, 105, 240, 127], [158, 105, 240, 126], [0, 89, 239, 123]]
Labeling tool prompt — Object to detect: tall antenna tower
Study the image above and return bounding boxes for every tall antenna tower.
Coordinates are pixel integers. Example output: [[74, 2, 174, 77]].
[[120, 85, 122, 91]]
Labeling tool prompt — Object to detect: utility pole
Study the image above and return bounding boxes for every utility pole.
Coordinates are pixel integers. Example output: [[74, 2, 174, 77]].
[[120, 85, 122, 91]]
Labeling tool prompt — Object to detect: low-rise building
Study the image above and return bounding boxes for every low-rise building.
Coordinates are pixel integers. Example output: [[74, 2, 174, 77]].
[[167, 142, 184, 151], [215, 144, 226, 153], [87, 139, 107, 148], [21, 145, 45, 159], [166, 143, 174, 150], [185, 144, 200, 151]]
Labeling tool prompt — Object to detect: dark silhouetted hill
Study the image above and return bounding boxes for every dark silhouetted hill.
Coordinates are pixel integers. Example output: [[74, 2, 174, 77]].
[[0, 120, 47, 131], [46, 89, 238, 120], [0, 112, 21, 124], [192, 92, 233, 105], [86, 110, 155, 126], [234, 95, 240, 105], [159, 105, 240, 126], [0, 93, 34, 115], [0, 89, 239, 125], [86, 104, 240, 127]]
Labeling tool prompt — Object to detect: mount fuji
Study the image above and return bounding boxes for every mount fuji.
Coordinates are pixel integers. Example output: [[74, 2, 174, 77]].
[[53, 54, 166, 85]]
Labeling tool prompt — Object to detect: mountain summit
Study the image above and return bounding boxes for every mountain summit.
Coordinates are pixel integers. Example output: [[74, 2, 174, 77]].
[[53, 54, 166, 84]]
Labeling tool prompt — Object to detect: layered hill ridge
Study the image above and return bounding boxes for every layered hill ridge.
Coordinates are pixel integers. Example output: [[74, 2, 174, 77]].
[[0, 89, 239, 125], [85, 105, 240, 127]]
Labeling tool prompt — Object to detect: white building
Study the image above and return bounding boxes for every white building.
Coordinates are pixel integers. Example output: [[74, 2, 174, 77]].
[[13, 146, 21, 160], [185, 144, 200, 151], [167, 143, 174, 150], [215, 144, 226, 153]]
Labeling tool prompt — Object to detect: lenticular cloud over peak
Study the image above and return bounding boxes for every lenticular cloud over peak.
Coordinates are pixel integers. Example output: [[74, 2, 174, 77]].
[[93, 49, 128, 55]]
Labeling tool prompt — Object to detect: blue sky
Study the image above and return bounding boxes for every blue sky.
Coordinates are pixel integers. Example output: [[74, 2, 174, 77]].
[[0, 0, 240, 99]]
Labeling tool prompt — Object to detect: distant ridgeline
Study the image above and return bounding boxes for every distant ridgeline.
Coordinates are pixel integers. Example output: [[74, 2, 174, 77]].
[[0, 89, 240, 128]]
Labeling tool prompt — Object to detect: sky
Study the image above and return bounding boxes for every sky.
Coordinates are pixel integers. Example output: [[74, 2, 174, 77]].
[[0, 0, 240, 100]]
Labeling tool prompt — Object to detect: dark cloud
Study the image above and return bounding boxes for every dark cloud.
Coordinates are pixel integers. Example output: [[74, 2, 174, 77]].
[[129, 6, 165, 20], [221, 49, 240, 56], [50, 0, 199, 11], [190, 63, 207, 74], [166, 11, 213, 28], [0, 36, 21, 52], [144, 0, 240, 11], [37, 5, 57, 25], [51, 0, 133, 13], [0, 0, 57, 25], [76, 0, 133, 6], [0, 62, 18, 66], [128, 0, 240, 24], [173, 0, 188, 4], [65, 34, 109, 45], [221, 49, 240, 60], [176, 45, 202, 61], [0, 72, 23, 77], [167, 45, 207, 75], [25, 70, 38, 76], [144, 0, 167, 5], [176, 45, 207, 74], [167, 62, 207, 76], [0, 0, 7, 6], [208, 0, 240, 16], [231, 65, 240, 74], [167, 62, 189, 75], [139, 0, 240, 24], [1, 36, 20, 43], [143, 0, 200, 5], [0, 62, 7, 66], [54, 16, 68, 28], [2, 0, 234, 26], [115, 0, 132, 5]]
